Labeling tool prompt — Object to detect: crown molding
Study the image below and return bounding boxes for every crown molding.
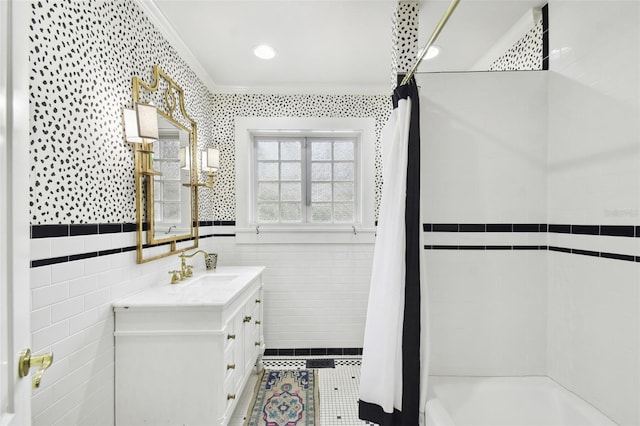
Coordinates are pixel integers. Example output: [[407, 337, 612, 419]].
[[211, 83, 392, 96], [135, 0, 219, 93]]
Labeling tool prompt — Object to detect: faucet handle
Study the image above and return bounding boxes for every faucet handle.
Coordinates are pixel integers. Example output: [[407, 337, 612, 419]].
[[168, 270, 181, 284], [184, 265, 193, 278]]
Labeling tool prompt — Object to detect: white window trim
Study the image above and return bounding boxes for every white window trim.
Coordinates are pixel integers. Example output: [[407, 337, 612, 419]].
[[235, 117, 376, 244]]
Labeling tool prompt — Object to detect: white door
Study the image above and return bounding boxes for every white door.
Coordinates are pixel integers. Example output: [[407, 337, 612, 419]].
[[1, 1, 32, 424]]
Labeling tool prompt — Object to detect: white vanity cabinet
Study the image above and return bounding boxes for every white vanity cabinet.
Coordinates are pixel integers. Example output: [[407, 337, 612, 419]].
[[113, 266, 265, 426]]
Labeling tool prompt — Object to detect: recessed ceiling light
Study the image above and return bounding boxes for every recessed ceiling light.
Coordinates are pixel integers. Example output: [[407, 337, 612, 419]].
[[254, 44, 276, 60], [418, 45, 441, 60]]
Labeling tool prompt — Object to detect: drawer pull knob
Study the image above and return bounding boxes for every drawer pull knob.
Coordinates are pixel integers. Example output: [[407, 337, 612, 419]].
[[255, 341, 261, 346], [255, 299, 262, 303], [243, 316, 252, 323], [227, 394, 236, 400], [255, 320, 261, 325], [227, 334, 236, 340], [227, 364, 235, 370]]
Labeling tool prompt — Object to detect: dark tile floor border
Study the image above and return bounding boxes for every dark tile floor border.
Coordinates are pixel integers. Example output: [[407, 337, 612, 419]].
[[264, 348, 363, 357]]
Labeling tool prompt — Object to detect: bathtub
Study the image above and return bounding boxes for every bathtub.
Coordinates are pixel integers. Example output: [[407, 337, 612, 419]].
[[425, 376, 616, 426]]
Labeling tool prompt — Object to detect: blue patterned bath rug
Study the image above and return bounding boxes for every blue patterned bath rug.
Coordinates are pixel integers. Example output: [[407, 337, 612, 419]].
[[245, 369, 319, 426]]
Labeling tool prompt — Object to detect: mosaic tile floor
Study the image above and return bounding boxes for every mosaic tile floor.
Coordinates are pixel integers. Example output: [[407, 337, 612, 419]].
[[229, 356, 378, 426]]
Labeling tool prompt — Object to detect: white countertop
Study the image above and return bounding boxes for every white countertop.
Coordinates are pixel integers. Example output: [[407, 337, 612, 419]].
[[112, 266, 265, 308]]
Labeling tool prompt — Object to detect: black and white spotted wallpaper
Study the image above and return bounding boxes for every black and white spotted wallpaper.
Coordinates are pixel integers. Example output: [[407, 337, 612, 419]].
[[392, 1, 419, 83], [29, 0, 392, 225], [489, 19, 543, 71], [29, 0, 215, 224], [202, 94, 391, 221]]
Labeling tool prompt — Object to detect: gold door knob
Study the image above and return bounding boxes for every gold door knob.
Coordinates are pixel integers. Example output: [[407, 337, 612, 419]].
[[227, 394, 236, 400], [243, 316, 252, 323], [18, 349, 53, 388], [227, 364, 236, 370], [227, 334, 236, 340], [255, 341, 261, 346], [255, 299, 261, 303], [255, 320, 261, 325]]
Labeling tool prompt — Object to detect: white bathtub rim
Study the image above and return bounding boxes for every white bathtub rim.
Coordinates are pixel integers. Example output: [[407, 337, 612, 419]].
[[425, 375, 618, 426]]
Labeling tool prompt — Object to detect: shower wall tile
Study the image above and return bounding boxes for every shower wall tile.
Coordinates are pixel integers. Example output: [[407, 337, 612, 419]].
[[426, 250, 547, 376], [547, 253, 639, 425], [417, 71, 548, 376], [419, 71, 548, 224], [547, 1, 640, 424]]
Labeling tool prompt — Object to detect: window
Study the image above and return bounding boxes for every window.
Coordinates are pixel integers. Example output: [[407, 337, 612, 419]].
[[253, 135, 359, 224], [235, 117, 376, 243]]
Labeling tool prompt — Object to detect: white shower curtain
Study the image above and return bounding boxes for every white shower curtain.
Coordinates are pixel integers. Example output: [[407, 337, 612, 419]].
[[359, 78, 428, 426]]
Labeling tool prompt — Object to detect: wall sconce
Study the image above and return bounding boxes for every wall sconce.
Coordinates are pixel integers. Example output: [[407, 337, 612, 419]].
[[179, 146, 190, 170], [123, 103, 160, 175], [198, 148, 219, 188]]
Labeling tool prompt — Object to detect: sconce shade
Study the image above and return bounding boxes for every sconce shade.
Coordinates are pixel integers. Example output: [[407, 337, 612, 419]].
[[203, 148, 220, 172], [180, 146, 191, 170], [123, 108, 144, 143], [135, 103, 159, 140], [123, 103, 159, 143]]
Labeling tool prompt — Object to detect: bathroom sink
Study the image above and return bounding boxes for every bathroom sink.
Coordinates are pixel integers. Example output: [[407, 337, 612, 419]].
[[189, 274, 239, 285], [112, 266, 265, 307]]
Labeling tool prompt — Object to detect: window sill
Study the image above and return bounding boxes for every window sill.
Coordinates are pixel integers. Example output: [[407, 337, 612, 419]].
[[235, 226, 376, 244]]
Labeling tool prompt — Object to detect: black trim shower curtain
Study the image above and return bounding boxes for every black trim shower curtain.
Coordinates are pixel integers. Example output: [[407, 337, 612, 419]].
[[359, 77, 428, 426]]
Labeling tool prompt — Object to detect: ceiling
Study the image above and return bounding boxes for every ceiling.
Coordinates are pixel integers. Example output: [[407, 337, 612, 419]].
[[145, 0, 545, 95]]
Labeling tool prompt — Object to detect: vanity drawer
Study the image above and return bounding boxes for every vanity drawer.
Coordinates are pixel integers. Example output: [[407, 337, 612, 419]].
[[225, 344, 239, 383], [224, 373, 239, 419], [224, 322, 237, 351]]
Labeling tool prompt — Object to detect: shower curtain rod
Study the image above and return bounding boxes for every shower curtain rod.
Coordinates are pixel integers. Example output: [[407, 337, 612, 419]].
[[400, 0, 460, 86]]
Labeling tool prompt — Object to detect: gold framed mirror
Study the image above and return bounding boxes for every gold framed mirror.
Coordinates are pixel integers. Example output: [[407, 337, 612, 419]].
[[131, 65, 199, 263]]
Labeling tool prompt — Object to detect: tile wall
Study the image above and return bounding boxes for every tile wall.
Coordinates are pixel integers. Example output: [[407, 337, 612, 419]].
[[418, 71, 549, 376], [546, 1, 640, 424]]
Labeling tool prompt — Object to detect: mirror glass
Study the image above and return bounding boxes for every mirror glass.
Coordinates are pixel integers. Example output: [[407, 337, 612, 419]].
[[132, 65, 199, 264], [151, 115, 193, 241]]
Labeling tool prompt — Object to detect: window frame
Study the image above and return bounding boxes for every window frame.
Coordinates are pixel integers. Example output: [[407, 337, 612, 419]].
[[251, 133, 361, 225], [235, 117, 376, 244]]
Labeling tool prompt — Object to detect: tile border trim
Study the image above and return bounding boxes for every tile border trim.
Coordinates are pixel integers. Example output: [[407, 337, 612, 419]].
[[263, 348, 363, 357], [30, 222, 237, 267], [31, 221, 640, 267]]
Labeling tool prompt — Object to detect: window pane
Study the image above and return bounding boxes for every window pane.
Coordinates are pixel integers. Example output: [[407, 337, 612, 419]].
[[334, 203, 354, 222], [311, 141, 332, 160], [258, 203, 279, 222], [257, 141, 278, 160], [333, 163, 354, 181], [281, 162, 301, 181], [334, 182, 354, 201], [161, 161, 181, 180], [258, 162, 279, 180], [281, 182, 301, 202], [311, 204, 332, 222], [312, 183, 332, 202], [311, 163, 331, 181], [281, 141, 301, 160], [281, 203, 302, 222], [163, 203, 181, 222], [334, 141, 354, 160], [154, 181, 162, 200], [163, 182, 181, 201], [154, 202, 163, 222], [161, 140, 180, 158], [257, 141, 279, 160], [258, 182, 279, 201]]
